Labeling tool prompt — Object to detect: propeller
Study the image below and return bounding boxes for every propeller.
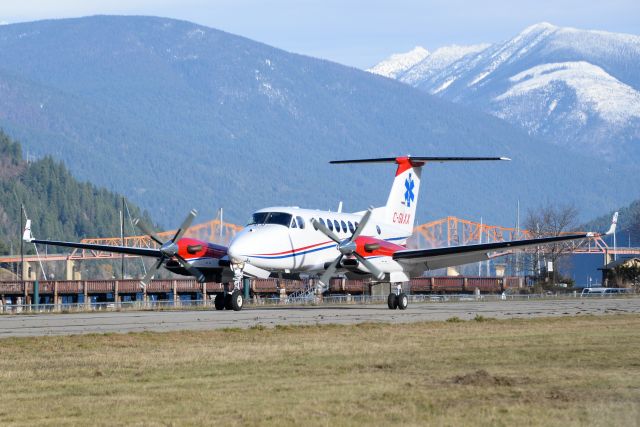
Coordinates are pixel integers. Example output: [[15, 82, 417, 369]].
[[134, 209, 205, 286], [311, 207, 385, 292]]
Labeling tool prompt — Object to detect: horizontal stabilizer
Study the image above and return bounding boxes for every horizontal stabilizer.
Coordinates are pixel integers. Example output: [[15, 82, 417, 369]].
[[330, 156, 510, 164]]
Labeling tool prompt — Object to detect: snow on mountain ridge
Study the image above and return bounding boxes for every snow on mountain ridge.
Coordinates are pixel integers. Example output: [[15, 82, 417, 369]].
[[495, 61, 640, 124], [468, 23, 557, 87], [368, 46, 429, 78], [401, 44, 489, 85]]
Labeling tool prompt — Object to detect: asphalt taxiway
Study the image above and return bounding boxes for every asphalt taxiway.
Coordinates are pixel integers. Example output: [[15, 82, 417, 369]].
[[1, 297, 638, 338]]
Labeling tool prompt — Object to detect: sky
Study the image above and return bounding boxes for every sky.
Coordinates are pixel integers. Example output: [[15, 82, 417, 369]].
[[2, 0, 639, 68]]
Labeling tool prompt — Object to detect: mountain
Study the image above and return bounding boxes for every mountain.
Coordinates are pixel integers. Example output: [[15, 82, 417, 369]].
[[0, 129, 153, 255], [0, 16, 635, 228], [370, 23, 640, 162]]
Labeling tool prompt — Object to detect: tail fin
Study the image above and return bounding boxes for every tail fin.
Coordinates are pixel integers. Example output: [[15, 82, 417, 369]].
[[384, 157, 424, 234], [604, 211, 619, 236], [23, 219, 34, 242], [330, 156, 511, 236]]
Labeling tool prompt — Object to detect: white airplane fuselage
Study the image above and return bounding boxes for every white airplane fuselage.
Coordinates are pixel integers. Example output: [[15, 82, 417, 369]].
[[227, 206, 412, 278]]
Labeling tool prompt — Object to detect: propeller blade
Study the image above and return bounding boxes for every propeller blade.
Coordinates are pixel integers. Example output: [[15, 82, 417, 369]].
[[351, 206, 373, 240], [354, 253, 385, 280], [176, 255, 205, 283], [318, 255, 342, 291], [171, 209, 197, 242], [140, 257, 164, 286], [310, 218, 341, 243], [133, 218, 164, 246]]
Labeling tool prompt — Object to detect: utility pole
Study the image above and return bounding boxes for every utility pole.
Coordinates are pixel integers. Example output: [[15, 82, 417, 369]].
[[478, 217, 482, 276], [516, 199, 520, 276], [20, 204, 24, 282], [121, 197, 125, 279]]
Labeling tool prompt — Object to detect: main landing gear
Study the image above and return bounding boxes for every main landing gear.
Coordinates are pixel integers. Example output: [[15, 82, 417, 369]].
[[214, 265, 245, 311], [214, 289, 243, 311], [387, 284, 408, 310]]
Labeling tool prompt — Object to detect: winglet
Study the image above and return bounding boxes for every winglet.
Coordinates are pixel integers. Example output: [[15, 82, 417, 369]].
[[604, 211, 618, 236], [22, 219, 34, 243]]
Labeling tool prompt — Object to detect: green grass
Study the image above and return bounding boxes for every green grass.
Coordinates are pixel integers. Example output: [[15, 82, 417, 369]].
[[1, 315, 639, 426]]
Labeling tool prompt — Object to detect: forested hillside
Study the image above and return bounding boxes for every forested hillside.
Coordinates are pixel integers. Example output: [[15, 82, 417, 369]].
[[0, 130, 153, 255], [583, 200, 640, 247]]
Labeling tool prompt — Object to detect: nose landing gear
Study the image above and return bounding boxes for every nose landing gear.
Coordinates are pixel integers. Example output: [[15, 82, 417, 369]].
[[213, 264, 246, 311]]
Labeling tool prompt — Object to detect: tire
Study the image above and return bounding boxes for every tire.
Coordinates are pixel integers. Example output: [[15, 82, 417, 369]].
[[230, 290, 243, 311], [224, 293, 233, 310], [214, 293, 225, 310], [387, 293, 398, 310], [397, 293, 408, 310]]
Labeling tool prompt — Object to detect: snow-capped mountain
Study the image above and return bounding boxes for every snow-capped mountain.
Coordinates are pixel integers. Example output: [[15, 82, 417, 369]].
[[370, 23, 640, 161], [368, 46, 429, 79], [370, 44, 490, 85]]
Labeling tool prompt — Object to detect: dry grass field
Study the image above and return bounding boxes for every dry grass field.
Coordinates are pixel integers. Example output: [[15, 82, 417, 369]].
[[0, 315, 639, 426]]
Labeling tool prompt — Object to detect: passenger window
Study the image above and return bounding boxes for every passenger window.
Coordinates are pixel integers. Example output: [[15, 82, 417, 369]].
[[290, 217, 297, 228], [341, 220, 347, 233], [327, 219, 334, 231], [296, 216, 305, 229], [348, 221, 355, 233], [319, 218, 326, 227], [334, 220, 340, 233], [355, 222, 359, 230], [376, 225, 381, 235]]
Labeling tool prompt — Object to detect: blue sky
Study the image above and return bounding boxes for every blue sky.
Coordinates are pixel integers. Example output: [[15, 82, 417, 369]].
[[3, 0, 639, 68]]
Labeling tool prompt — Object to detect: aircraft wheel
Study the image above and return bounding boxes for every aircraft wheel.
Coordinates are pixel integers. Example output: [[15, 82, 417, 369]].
[[387, 293, 398, 310], [397, 293, 408, 310], [214, 293, 225, 310], [224, 293, 233, 310], [230, 290, 243, 311]]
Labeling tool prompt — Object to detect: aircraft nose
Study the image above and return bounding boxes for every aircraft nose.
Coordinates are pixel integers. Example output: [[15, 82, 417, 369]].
[[227, 232, 251, 263]]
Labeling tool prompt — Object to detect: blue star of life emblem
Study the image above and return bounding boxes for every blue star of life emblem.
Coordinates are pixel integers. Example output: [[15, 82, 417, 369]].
[[404, 173, 415, 207]]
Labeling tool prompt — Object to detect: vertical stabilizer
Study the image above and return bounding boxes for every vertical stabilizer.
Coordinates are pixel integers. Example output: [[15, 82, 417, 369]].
[[384, 157, 424, 235]]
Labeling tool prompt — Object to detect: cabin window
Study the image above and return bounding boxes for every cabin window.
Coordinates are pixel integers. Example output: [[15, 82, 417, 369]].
[[290, 217, 297, 228], [376, 225, 381, 235], [334, 220, 340, 233], [341, 220, 347, 233], [348, 221, 355, 233], [296, 216, 305, 229], [327, 219, 334, 231]]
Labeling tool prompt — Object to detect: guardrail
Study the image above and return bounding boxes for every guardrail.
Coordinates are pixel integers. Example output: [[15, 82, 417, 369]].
[[1, 292, 637, 315]]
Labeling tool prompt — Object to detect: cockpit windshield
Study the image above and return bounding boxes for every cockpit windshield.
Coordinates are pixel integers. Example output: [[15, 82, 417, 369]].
[[247, 212, 293, 227]]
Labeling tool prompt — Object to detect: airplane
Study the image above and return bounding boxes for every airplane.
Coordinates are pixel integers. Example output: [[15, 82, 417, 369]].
[[226, 156, 615, 310], [23, 156, 617, 312]]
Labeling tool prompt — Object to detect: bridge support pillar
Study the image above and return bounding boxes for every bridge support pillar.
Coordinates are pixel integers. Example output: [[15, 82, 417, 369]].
[[173, 280, 178, 305], [604, 250, 614, 266], [53, 282, 59, 310], [202, 282, 207, 305], [22, 261, 36, 281], [65, 259, 81, 280]]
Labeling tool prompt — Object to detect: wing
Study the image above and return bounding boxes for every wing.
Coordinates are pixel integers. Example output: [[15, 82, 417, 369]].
[[29, 238, 162, 258], [392, 233, 591, 270]]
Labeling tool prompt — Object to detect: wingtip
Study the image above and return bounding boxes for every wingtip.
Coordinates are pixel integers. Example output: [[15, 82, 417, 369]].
[[500, 157, 512, 161]]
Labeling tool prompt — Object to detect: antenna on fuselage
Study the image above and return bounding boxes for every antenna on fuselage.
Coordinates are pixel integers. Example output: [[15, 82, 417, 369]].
[[337, 201, 343, 213]]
